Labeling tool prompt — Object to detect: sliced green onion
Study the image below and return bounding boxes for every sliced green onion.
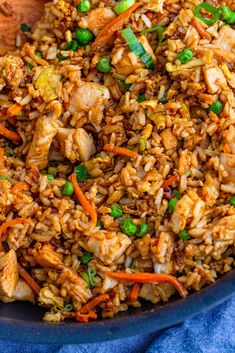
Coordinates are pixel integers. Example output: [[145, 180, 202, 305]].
[[58, 53, 69, 61], [74, 164, 90, 182], [81, 251, 92, 264], [110, 204, 123, 218], [173, 189, 181, 200], [229, 196, 235, 206], [64, 40, 78, 51], [0, 176, 7, 180], [159, 91, 167, 103], [97, 219, 104, 229], [26, 62, 33, 70], [82, 267, 96, 288], [219, 5, 235, 24], [137, 93, 146, 103], [168, 198, 177, 213], [177, 48, 193, 64], [35, 51, 43, 58], [139, 138, 146, 152], [48, 166, 57, 177], [47, 175, 54, 181], [178, 229, 190, 240], [114, 0, 135, 15], [21, 23, 31, 32], [194, 2, 220, 26], [119, 80, 132, 91], [141, 25, 164, 45], [121, 27, 154, 70]]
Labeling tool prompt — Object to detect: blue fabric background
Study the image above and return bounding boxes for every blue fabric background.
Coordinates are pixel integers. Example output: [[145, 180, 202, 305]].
[[1, 294, 234, 353]]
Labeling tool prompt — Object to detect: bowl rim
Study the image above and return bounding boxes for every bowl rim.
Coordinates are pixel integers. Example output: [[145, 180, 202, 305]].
[[0, 269, 234, 344]]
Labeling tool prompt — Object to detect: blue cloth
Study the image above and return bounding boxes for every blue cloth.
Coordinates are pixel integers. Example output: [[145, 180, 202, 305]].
[[1, 295, 234, 353]]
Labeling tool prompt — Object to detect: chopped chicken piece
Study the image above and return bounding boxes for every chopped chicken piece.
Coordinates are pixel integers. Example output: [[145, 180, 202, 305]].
[[223, 125, 235, 154], [34, 244, 63, 268], [0, 249, 18, 297], [87, 230, 131, 265], [67, 82, 110, 114], [58, 267, 92, 311], [220, 153, 235, 184], [201, 173, 220, 207], [26, 116, 59, 169], [203, 66, 227, 94], [56, 127, 96, 162], [87, 8, 116, 33], [160, 129, 178, 150], [151, 232, 174, 264], [0, 55, 24, 88], [35, 66, 61, 102], [213, 26, 235, 53], [0, 279, 35, 303]]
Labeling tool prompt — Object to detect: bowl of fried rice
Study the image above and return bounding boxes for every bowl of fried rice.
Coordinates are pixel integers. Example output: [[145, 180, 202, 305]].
[[0, 0, 234, 344]]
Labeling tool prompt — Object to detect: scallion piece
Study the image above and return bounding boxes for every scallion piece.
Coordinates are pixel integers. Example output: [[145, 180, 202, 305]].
[[141, 25, 164, 45], [114, 0, 135, 15], [121, 27, 154, 70], [194, 2, 220, 26], [219, 5, 235, 24]]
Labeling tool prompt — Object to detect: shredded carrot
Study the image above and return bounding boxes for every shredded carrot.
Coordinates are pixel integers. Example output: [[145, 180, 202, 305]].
[[0, 122, 21, 143], [103, 144, 138, 159], [108, 272, 187, 298], [130, 283, 141, 302], [11, 181, 29, 194], [75, 311, 98, 323], [0, 218, 34, 251], [192, 19, 211, 40], [70, 173, 97, 227], [0, 147, 4, 168], [80, 294, 109, 314], [93, 2, 140, 48], [162, 175, 177, 189], [7, 103, 23, 117], [18, 264, 41, 295]]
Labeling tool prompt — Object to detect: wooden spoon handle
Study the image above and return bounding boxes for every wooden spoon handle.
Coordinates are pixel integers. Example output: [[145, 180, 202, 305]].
[[0, 0, 47, 55]]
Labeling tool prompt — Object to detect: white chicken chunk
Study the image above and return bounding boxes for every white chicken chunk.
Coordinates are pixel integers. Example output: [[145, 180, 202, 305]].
[[0, 249, 18, 297], [0, 279, 35, 303], [34, 244, 63, 268], [56, 127, 96, 162], [87, 8, 116, 33], [67, 82, 110, 114], [0, 55, 24, 88], [87, 230, 131, 265], [203, 66, 227, 94], [26, 116, 59, 169], [213, 26, 235, 53], [220, 153, 235, 184]]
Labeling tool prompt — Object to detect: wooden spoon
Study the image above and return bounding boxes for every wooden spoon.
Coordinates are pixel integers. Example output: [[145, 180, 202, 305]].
[[0, 0, 47, 55]]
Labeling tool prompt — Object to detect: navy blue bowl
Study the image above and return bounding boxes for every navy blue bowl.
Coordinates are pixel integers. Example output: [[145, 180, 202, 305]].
[[0, 269, 234, 344]]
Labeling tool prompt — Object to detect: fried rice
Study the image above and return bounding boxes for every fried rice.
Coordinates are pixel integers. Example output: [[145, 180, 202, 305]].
[[0, 0, 234, 323]]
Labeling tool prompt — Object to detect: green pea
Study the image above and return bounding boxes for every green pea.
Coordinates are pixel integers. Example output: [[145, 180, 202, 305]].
[[120, 217, 137, 236], [77, 0, 90, 12], [229, 196, 235, 206], [110, 204, 123, 218], [48, 167, 57, 177], [97, 57, 111, 73], [208, 100, 223, 114], [81, 251, 92, 264], [62, 181, 74, 196], [74, 164, 90, 182], [136, 223, 148, 237], [177, 48, 193, 64], [168, 198, 177, 213], [76, 28, 94, 45], [21, 23, 31, 32], [47, 175, 54, 181], [178, 229, 190, 240]]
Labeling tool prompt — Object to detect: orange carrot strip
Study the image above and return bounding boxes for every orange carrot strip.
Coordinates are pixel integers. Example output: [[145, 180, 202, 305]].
[[11, 181, 29, 194], [130, 283, 141, 302], [80, 294, 109, 314], [75, 311, 98, 323], [0, 123, 21, 142], [162, 175, 177, 189], [103, 144, 138, 159], [0, 218, 34, 251], [18, 264, 41, 295], [192, 18, 211, 40], [7, 103, 23, 117], [0, 147, 3, 168], [70, 173, 97, 227], [108, 272, 187, 298], [93, 2, 140, 48]]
